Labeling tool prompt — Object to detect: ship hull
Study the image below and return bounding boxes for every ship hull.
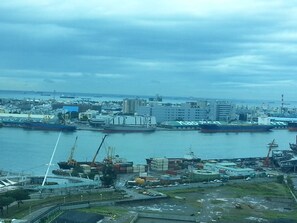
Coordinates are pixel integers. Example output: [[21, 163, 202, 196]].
[[2, 120, 76, 131], [103, 125, 156, 133], [57, 161, 103, 170], [199, 124, 274, 133], [23, 122, 76, 131]]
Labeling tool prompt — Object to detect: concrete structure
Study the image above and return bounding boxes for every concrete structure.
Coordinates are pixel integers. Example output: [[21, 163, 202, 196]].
[[122, 98, 146, 115], [136, 100, 237, 123], [204, 161, 255, 177], [78, 109, 97, 121], [89, 115, 110, 127], [191, 170, 220, 181], [0, 113, 55, 122], [151, 158, 169, 171], [107, 115, 156, 126], [208, 101, 236, 121], [89, 115, 156, 127], [136, 101, 209, 123]]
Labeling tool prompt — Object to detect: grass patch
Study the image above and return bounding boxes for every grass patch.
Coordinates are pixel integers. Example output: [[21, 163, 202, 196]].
[[81, 206, 127, 219], [162, 182, 291, 199], [263, 208, 297, 221], [220, 204, 297, 223], [1, 190, 124, 219], [226, 182, 292, 199], [156, 181, 297, 223]]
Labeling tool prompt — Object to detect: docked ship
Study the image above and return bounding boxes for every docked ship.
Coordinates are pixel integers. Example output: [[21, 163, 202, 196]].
[[199, 123, 274, 133], [0, 113, 76, 132], [2, 120, 76, 131], [289, 135, 297, 154], [60, 94, 75, 99], [57, 135, 107, 170], [103, 124, 156, 133], [272, 136, 297, 172], [23, 121, 76, 131], [55, 135, 134, 176]]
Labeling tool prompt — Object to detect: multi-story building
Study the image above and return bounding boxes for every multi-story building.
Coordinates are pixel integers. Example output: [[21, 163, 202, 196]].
[[136, 101, 209, 123], [208, 100, 236, 121], [122, 98, 147, 115], [136, 100, 236, 123]]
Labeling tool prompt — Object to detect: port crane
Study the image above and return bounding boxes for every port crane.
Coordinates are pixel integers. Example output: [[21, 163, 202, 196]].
[[91, 134, 108, 166], [264, 139, 277, 167], [67, 136, 78, 166]]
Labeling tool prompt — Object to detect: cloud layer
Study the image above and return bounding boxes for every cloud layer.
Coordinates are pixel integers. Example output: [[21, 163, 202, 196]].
[[1, 0, 297, 100]]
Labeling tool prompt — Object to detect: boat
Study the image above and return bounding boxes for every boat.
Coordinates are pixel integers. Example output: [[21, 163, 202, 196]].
[[289, 136, 297, 154], [287, 122, 297, 131], [199, 123, 274, 133], [267, 142, 278, 148], [1, 120, 76, 131], [55, 135, 134, 177], [57, 135, 107, 170], [60, 94, 75, 99], [272, 150, 297, 172], [23, 121, 76, 131], [279, 157, 297, 172], [103, 124, 156, 133]]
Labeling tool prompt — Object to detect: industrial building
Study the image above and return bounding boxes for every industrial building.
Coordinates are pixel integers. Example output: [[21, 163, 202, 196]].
[[208, 100, 236, 121], [122, 98, 147, 115], [136, 101, 209, 123], [135, 100, 236, 123], [203, 161, 255, 177]]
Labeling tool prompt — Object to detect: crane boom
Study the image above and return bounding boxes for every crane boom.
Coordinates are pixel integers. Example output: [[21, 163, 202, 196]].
[[92, 134, 108, 164], [68, 136, 78, 163], [264, 139, 276, 167]]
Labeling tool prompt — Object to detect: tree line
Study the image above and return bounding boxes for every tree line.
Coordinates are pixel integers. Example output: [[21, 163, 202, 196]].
[[0, 189, 30, 215]]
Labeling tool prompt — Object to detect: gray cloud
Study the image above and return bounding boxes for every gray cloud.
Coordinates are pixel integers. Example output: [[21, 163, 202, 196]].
[[0, 0, 297, 100]]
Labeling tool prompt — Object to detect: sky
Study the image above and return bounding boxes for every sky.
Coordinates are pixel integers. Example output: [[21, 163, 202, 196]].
[[0, 0, 297, 101]]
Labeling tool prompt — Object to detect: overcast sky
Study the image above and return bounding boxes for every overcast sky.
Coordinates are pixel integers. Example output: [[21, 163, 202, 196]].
[[0, 0, 297, 100]]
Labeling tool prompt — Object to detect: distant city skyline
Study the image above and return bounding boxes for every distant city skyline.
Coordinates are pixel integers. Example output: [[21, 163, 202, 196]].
[[1, 1, 297, 101]]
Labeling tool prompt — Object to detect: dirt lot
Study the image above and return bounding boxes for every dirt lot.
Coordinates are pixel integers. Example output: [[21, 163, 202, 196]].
[[119, 181, 297, 223]]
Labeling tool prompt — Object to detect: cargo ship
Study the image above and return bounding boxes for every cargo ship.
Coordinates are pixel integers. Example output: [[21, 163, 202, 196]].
[[272, 137, 297, 173], [199, 123, 274, 133], [2, 120, 76, 131], [57, 135, 107, 170], [103, 124, 156, 133], [60, 94, 75, 99], [55, 135, 134, 176], [289, 135, 297, 154], [23, 121, 76, 131]]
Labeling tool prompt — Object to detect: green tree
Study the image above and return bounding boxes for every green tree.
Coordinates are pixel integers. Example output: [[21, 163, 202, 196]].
[[286, 176, 293, 188], [100, 161, 116, 187], [0, 196, 15, 215], [6, 189, 30, 207], [276, 175, 284, 184]]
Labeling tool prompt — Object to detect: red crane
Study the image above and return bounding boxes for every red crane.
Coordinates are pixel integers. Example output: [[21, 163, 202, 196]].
[[264, 139, 277, 167]]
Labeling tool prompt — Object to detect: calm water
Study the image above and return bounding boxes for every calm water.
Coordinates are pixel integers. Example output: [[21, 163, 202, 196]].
[[1, 127, 296, 175]]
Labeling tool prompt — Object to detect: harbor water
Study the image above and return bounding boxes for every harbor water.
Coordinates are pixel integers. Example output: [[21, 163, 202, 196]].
[[1, 127, 297, 175]]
